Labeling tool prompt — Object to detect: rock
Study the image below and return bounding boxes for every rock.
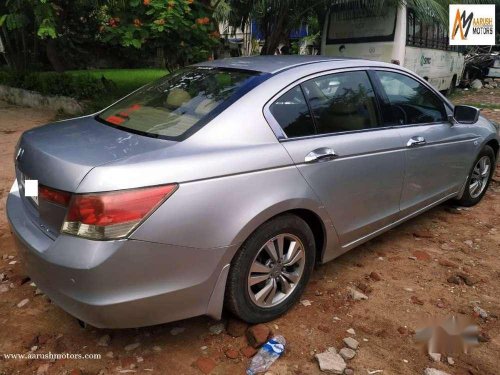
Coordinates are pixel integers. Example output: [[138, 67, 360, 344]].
[[246, 324, 270, 348], [124, 342, 141, 352], [438, 259, 458, 268], [10, 274, 30, 287], [209, 323, 225, 335], [339, 347, 356, 360], [37, 363, 50, 374], [369, 272, 382, 281], [348, 287, 368, 301], [412, 250, 431, 261], [356, 282, 372, 294], [447, 357, 455, 365], [457, 272, 475, 286], [225, 348, 239, 359], [473, 305, 488, 319], [444, 207, 461, 215], [240, 346, 258, 358], [35, 288, 43, 296], [136, 357, 144, 363], [318, 324, 330, 333], [342, 337, 359, 350], [97, 334, 111, 347], [195, 357, 216, 374], [429, 352, 441, 362], [0, 284, 9, 294], [470, 79, 483, 90], [410, 295, 424, 305], [413, 230, 433, 239], [315, 348, 346, 374], [17, 298, 29, 308], [226, 318, 248, 337], [37, 335, 50, 345], [152, 346, 162, 352], [344, 369, 354, 375], [346, 328, 356, 335], [300, 299, 312, 306], [424, 368, 451, 375], [464, 240, 473, 247], [0, 273, 6, 281], [8, 261, 17, 265], [397, 326, 408, 335], [170, 327, 186, 336], [105, 351, 114, 358], [447, 275, 462, 285], [478, 331, 490, 342]]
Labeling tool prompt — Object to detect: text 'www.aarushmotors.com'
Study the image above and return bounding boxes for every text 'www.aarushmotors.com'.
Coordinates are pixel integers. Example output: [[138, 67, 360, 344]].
[[2, 352, 102, 360]]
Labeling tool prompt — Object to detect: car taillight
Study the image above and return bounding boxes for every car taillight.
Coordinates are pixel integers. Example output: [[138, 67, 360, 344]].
[[39, 185, 71, 206], [61, 184, 177, 240]]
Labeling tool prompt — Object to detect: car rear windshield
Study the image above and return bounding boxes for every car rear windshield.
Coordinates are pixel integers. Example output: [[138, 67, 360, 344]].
[[97, 67, 264, 140]]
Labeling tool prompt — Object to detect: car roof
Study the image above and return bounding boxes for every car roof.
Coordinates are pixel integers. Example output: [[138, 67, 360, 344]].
[[195, 55, 382, 74]]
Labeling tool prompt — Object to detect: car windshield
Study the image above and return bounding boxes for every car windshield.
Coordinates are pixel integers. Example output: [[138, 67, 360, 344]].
[[97, 67, 263, 140]]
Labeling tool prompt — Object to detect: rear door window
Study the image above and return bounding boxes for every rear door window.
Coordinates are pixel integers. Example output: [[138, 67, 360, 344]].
[[301, 71, 379, 134], [269, 86, 316, 138], [98, 68, 264, 140]]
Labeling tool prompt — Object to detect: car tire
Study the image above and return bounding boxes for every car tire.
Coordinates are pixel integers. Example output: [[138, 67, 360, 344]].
[[455, 145, 495, 207], [225, 214, 315, 323]]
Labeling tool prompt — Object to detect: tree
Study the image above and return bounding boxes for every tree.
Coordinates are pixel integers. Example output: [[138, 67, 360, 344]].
[[98, 0, 221, 70], [0, 0, 102, 71], [227, 0, 325, 55]]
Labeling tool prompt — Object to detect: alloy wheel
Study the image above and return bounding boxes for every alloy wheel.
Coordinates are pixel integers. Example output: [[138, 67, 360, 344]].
[[469, 156, 491, 199], [247, 233, 306, 308]]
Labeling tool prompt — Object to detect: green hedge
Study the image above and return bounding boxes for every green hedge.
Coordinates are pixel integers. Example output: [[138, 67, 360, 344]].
[[0, 70, 108, 100]]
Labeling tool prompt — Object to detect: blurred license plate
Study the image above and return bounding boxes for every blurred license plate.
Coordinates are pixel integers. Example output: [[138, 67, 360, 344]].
[[21, 174, 39, 207]]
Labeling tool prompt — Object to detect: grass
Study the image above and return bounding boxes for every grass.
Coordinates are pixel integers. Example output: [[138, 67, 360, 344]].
[[65, 68, 168, 114]]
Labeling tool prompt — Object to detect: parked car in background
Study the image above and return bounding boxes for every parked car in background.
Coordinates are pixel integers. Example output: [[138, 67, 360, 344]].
[[7, 56, 499, 328], [322, 1, 465, 94]]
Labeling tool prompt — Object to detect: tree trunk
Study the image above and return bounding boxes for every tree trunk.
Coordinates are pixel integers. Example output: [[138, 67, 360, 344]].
[[46, 39, 65, 72]]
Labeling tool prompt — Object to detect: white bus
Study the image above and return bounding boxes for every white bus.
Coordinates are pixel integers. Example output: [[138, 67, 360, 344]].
[[321, 1, 464, 93]]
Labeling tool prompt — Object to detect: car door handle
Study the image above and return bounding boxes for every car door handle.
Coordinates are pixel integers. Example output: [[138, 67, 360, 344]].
[[407, 136, 427, 147], [304, 147, 338, 163]]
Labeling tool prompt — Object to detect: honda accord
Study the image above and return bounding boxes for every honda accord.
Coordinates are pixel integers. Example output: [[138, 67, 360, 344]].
[[7, 56, 499, 328]]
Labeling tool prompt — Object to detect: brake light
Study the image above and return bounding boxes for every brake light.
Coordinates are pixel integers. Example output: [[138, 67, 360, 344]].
[[61, 184, 177, 240], [39, 185, 71, 206]]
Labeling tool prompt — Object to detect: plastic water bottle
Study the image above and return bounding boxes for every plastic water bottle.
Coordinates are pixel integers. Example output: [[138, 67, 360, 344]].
[[247, 335, 286, 375]]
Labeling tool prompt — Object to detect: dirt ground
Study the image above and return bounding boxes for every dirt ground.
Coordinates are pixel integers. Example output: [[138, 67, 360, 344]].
[[0, 90, 499, 375]]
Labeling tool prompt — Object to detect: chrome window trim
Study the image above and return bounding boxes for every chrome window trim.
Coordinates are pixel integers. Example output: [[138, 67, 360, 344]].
[[262, 65, 453, 143]]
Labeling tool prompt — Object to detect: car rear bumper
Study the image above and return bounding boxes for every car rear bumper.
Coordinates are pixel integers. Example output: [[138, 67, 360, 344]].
[[6, 180, 234, 328]]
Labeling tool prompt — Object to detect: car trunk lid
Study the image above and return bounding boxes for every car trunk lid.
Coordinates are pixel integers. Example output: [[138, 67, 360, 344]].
[[15, 116, 175, 238]]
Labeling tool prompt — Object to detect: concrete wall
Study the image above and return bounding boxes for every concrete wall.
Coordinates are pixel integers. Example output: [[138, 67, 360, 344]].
[[0, 85, 83, 115]]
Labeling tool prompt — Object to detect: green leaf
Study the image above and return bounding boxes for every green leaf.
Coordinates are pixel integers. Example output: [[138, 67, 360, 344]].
[[0, 14, 7, 27]]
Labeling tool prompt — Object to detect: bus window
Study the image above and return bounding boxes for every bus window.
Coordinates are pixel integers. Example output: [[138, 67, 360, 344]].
[[326, 3, 397, 43]]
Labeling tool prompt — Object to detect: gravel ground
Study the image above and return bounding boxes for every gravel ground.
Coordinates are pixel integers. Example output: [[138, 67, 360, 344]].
[[0, 89, 499, 375]]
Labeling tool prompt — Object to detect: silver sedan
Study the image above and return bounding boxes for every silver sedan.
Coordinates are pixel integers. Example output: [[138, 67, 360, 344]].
[[7, 56, 499, 328]]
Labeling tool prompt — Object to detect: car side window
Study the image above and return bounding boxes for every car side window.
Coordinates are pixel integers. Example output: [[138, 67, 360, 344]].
[[375, 71, 447, 125], [301, 71, 378, 134], [269, 86, 315, 138]]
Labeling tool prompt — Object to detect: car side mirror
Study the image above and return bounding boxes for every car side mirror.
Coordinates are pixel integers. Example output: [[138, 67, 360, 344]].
[[453, 105, 480, 124]]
